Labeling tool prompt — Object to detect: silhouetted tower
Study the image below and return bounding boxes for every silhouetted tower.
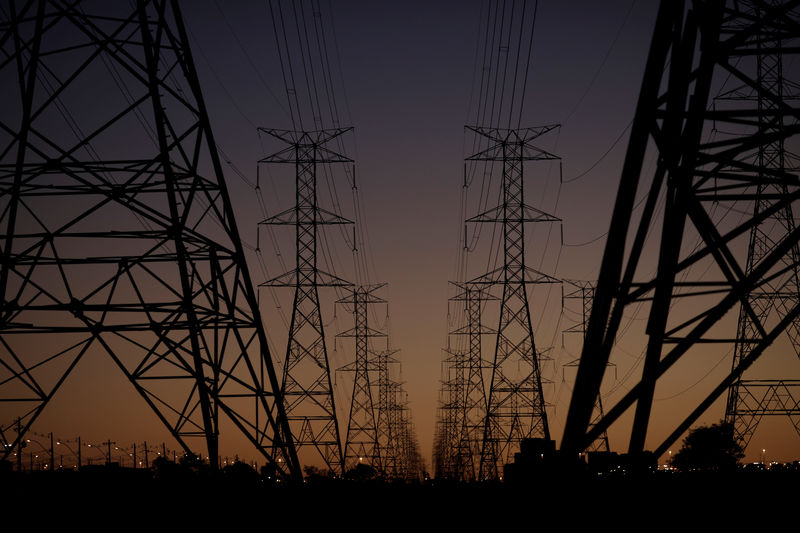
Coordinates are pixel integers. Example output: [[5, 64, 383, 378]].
[[391, 382, 424, 481], [0, 0, 298, 478], [259, 128, 353, 474], [374, 348, 403, 478], [432, 404, 447, 477], [449, 282, 494, 480], [562, 281, 610, 453], [336, 284, 386, 472], [562, 0, 800, 458], [465, 126, 561, 478], [725, 0, 800, 450], [434, 348, 462, 478]]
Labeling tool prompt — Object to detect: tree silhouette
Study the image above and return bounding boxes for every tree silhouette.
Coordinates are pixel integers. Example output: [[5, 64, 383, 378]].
[[670, 421, 744, 472]]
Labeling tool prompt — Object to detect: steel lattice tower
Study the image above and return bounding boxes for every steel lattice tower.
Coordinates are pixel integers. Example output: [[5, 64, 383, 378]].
[[259, 128, 352, 474], [0, 0, 298, 478], [465, 126, 561, 479], [562, 281, 610, 453], [390, 381, 424, 481], [374, 348, 400, 477], [562, 0, 800, 458], [434, 347, 462, 479], [724, 0, 800, 450], [449, 282, 494, 480], [336, 284, 385, 472]]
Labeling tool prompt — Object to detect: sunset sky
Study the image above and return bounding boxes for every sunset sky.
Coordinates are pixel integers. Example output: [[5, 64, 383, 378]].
[[13, 0, 800, 468]]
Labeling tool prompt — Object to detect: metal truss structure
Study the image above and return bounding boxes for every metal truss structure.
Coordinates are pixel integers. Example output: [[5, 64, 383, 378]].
[[0, 0, 298, 477], [465, 126, 561, 479], [374, 347, 401, 477], [562, 281, 610, 453], [562, 0, 800, 458], [724, 0, 800, 450], [388, 380, 425, 481], [336, 284, 385, 472], [259, 128, 353, 475], [372, 347, 423, 480], [437, 282, 494, 480], [727, 380, 800, 445], [432, 349, 461, 479]]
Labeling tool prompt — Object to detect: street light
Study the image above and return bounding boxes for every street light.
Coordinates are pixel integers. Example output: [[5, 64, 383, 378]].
[[55, 439, 79, 470], [85, 442, 110, 465], [25, 438, 49, 471]]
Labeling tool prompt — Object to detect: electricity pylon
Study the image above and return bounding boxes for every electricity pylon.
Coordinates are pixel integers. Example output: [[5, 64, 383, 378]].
[[259, 128, 353, 475], [434, 347, 462, 479], [0, 0, 298, 478], [465, 126, 561, 479], [562, 281, 610, 453], [562, 0, 800, 459], [724, 0, 800, 451], [374, 347, 400, 477], [449, 282, 495, 480], [336, 284, 386, 473]]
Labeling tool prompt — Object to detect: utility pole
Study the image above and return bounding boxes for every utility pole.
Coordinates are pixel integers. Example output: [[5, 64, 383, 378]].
[[104, 440, 115, 466], [259, 128, 354, 475], [16, 418, 21, 473], [465, 126, 561, 479]]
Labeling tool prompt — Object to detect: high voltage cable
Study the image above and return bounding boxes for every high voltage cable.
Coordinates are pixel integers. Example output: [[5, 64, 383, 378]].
[[212, 0, 291, 123]]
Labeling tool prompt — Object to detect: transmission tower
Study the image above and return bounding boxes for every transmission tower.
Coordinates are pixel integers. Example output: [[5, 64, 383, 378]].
[[0, 0, 298, 477], [433, 348, 462, 479], [374, 348, 401, 478], [259, 128, 353, 475], [448, 282, 494, 480], [336, 284, 386, 472], [389, 381, 424, 481], [724, 0, 800, 450], [562, 0, 800, 458], [464, 126, 561, 479], [562, 281, 610, 453]]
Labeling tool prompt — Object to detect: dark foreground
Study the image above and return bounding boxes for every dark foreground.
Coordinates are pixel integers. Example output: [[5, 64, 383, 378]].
[[2, 465, 796, 527]]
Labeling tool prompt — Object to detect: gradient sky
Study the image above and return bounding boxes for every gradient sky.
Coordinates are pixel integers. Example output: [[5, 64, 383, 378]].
[[20, 0, 800, 468]]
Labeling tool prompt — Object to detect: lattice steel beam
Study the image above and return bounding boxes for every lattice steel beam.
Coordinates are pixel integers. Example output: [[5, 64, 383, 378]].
[[0, 0, 299, 478]]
